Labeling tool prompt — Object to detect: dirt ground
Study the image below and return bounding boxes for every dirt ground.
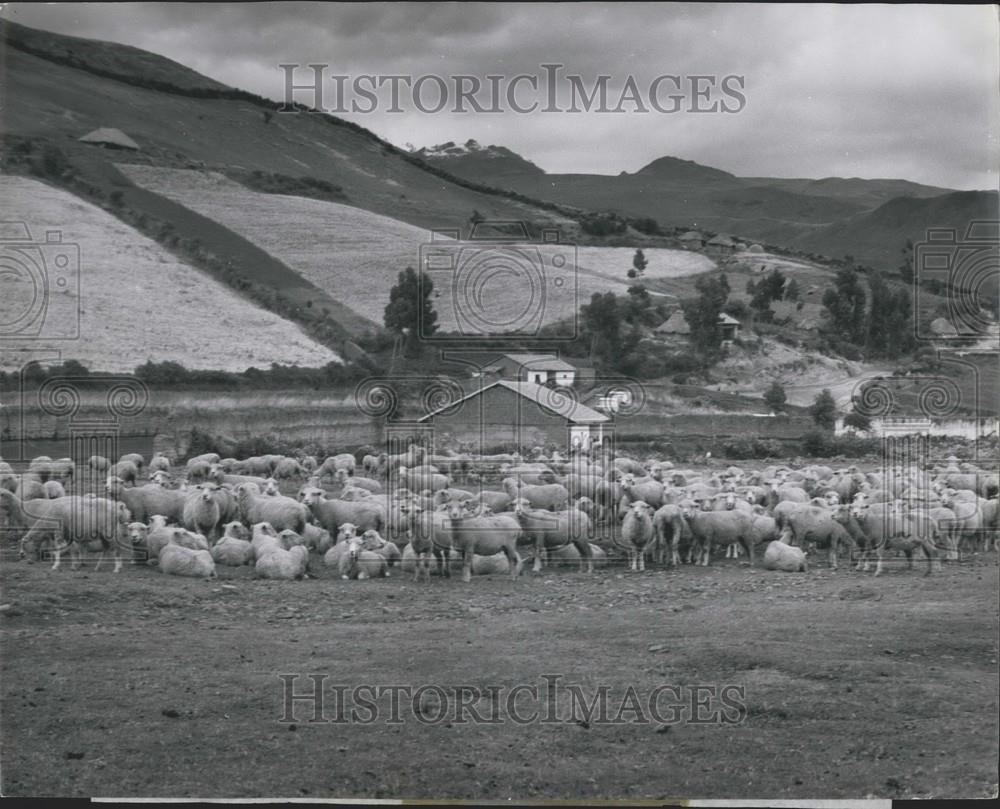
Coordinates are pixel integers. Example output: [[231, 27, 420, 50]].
[[1, 545, 997, 800]]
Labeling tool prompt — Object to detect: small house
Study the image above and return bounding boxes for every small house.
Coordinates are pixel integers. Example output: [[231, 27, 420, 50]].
[[718, 313, 741, 342], [679, 231, 706, 250], [482, 353, 577, 387], [706, 234, 737, 256], [78, 127, 140, 151]]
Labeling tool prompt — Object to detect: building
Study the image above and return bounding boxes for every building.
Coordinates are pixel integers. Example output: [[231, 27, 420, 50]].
[[418, 379, 609, 451], [706, 234, 737, 256], [78, 127, 140, 150], [718, 313, 741, 342], [482, 353, 577, 386], [678, 231, 706, 250]]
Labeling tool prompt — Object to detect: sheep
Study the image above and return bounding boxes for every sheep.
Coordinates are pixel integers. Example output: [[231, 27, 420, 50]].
[[209, 466, 268, 489], [334, 468, 382, 494], [251, 521, 284, 558], [322, 522, 357, 569], [621, 475, 667, 510], [616, 500, 655, 571], [444, 499, 522, 583], [187, 452, 221, 467], [851, 501, 937, 576], [337, 535, 388, 580], [88, 455, 110, 474], [397, 466, 450, 493], [512, 498, 594, 573], [11, 493, 130, 572], [16, 474, 48, 502], [501, 479, 569, 511], [236, 484, 308, 534], [210, 530, 254, 566], [28, 456, 53, 481], [318, 453, 357, 480], [159, 543, 217, 579], [183, 483, 223, 541], [118, 453, 145, 474], [274, 457, 305, 479], [651, 503, 689, 566], [360, 528, 401, 568], [148, 453, 171, 475], [763, 540, 808, 572], [108, 460, 139, 487], [255, 544, 310, 580], [278, 528, 309, 549], [300, 486, 384, 534], [48, 458, 75, 484], [105, 476, 186, 525], [262, 477, 281, 496], [43, 480, 66, 499], [680, 501, 755, 567], [302, 522, 333, 553], [547, 542, 608, 569]]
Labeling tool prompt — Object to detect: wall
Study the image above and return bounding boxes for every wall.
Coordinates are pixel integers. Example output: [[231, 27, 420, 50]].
[[835, 416, 1000, 440]]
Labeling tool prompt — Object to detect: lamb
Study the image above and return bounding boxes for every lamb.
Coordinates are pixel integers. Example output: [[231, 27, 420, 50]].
[[255, 544, 310, 580], [183, 484, 223, 540], [616, 500, 655, 571], [236, 484, 309, 533], [159, 543, 217, 579], [763, 540, 808, 572]]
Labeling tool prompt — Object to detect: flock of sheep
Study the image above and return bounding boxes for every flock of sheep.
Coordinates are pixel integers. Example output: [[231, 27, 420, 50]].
[[0, 444, 997, 583]]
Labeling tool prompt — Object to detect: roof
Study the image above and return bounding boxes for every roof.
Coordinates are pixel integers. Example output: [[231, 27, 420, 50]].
[[747, 243, 765, 253], [655, 310, 691, 334], [718, 313, 741, 326], [679, 230, 705, 241], [707, 234, 735, 246], [78, 127, 139, 150], [497, 353, 576, 372], [418, 379, 608, 424], [929, 317, 958, 336]]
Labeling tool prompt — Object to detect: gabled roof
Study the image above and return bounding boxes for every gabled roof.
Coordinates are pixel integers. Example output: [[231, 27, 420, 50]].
[[655, 310, 691, 334], [679, 230, 705, 241], [78, 127, 139, 150], [718, 313, 741, 326], [418, 379, 608, 424], [497, 353, 576, 372]]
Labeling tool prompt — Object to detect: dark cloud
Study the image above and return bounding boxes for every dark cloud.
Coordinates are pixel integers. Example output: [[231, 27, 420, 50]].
[[4, 2, 996, 189]]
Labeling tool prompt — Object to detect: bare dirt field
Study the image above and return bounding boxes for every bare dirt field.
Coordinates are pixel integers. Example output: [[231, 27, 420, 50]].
[[1, 545, 996, 800]]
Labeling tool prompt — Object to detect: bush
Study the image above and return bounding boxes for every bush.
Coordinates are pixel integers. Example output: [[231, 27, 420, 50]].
[[722, 437, 784, 460]]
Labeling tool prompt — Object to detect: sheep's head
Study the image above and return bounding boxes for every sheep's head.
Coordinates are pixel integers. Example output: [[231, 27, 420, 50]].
[[300, 486, 324, 506], [104, 475, 124, 494], [445, 499, 466, 521], [576, 496, 594, 515], [337, 523, 358, 543], [628, 501, 653, 520], [262, 478, 280, 496], [722, 492, 737, 510], [649, 466, 663, 481], [361, 529, 384, 550], [128, 522, 148, 546], [679, 499, 698, 519], [223, 522, 249, 540], [253, 521, 278, 538], [346, 535, 364, 561], [334, 468, 349, 485]]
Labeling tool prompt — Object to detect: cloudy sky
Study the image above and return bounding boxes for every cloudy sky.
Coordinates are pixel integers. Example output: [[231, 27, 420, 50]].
[[5, 2, 997, 190]]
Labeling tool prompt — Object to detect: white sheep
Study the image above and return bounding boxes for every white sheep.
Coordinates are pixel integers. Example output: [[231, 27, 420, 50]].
[[338, 535, 388, 580], [211, 524, 255, 566], [278, 528, 309, 549], [159, 543, 217, 579], [43, 480, 66, 499], [183, 484, 222, 540], [763, 540, 809, 572], [254, 544, 309, 580]]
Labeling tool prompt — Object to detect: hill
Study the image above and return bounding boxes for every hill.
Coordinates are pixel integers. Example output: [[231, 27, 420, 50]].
[[0, 176, 341, 373]]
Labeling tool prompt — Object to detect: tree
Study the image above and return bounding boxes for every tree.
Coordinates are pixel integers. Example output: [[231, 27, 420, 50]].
[[384, 266, 437, 356], [784, 279, 801, 301], [470, 209, 485, 226], [581, 292, 622, 366], [823, 266, 867, 344], [750, 268, 785, 312], [681, 274, 729, 355], [764, 381, 787, 413], [898, 239, 914, 284], [808, 389, 837, 430], [632, 249, 648, 278], [843, 411, 872, 432]]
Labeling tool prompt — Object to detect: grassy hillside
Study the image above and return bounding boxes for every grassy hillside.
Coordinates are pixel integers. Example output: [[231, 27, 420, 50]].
[[119, 166, 684, 334], [0, 176, 341, 373], [0, 22, 577, 238]]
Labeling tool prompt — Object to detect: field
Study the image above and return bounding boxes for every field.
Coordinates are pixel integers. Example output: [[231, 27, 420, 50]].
[[118, 167, 712, 333], [0, 176, 341, 373], [1, 545, 996, 799]]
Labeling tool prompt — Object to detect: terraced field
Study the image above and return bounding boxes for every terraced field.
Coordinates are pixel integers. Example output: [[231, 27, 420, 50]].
[[118, 167, 657, 334], [0, 176, 341, 372]]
